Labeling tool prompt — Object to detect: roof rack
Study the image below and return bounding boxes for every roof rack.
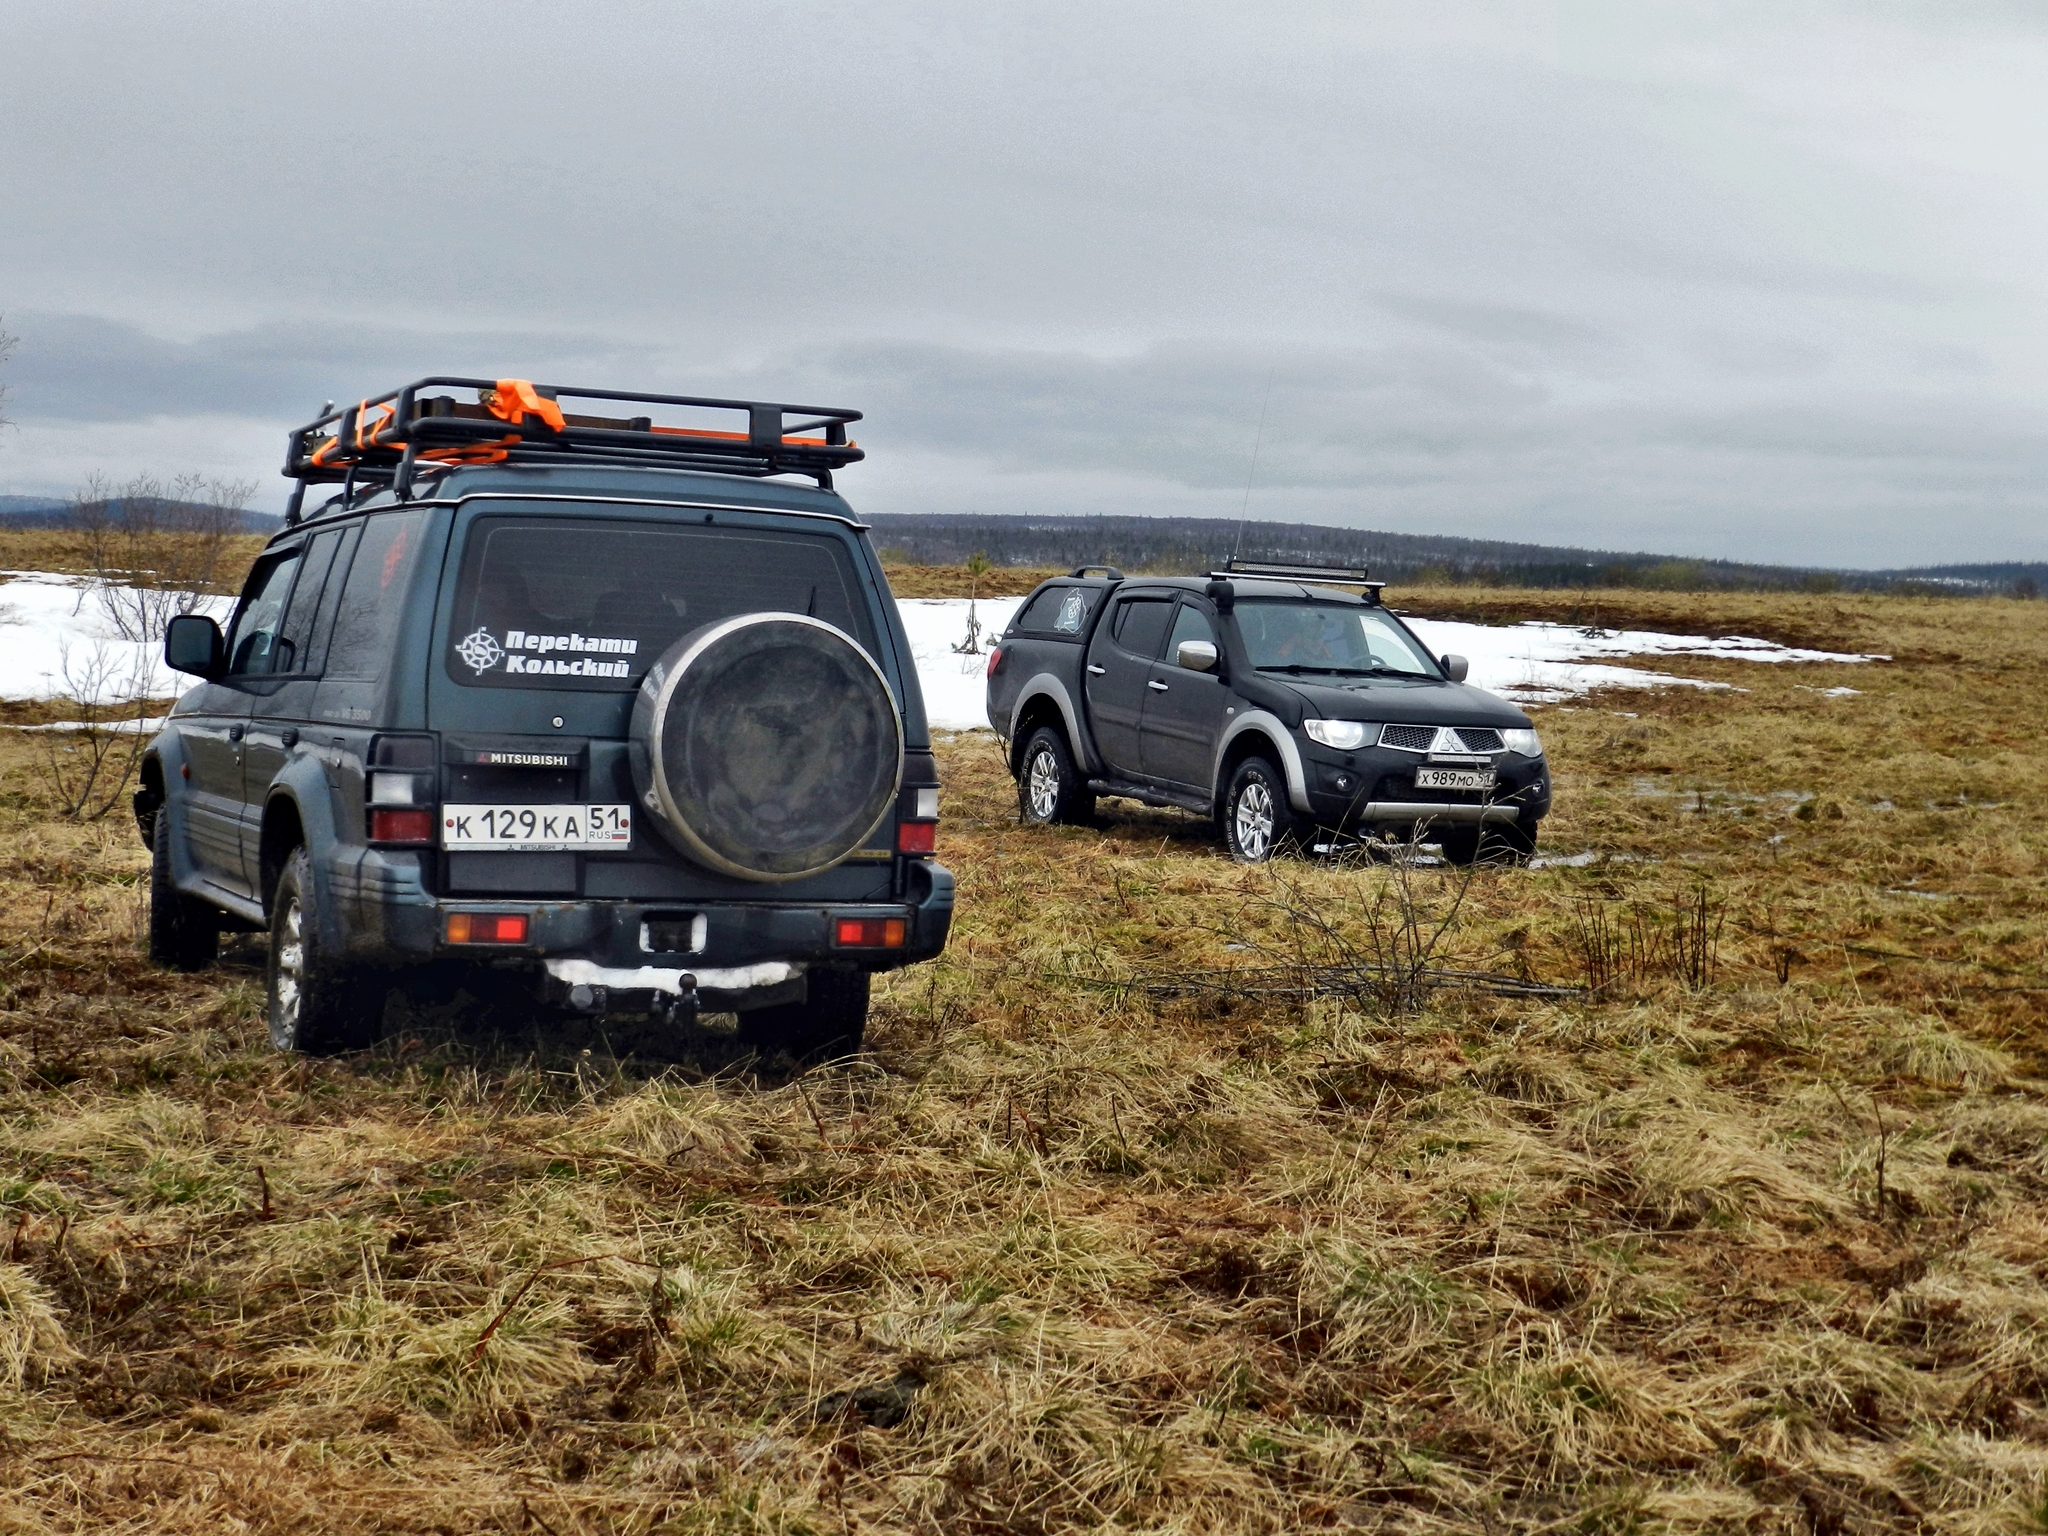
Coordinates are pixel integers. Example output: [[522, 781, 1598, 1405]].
[[1211, 559, 1376, 586], [281, 377, 864, 508]]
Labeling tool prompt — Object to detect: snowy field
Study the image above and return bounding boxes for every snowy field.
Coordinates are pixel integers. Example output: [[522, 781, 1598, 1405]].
[[2, 575, 1881, 732]]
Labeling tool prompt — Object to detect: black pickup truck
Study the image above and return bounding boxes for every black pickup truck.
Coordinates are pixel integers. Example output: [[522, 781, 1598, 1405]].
[[984, 562, 1550, 863]]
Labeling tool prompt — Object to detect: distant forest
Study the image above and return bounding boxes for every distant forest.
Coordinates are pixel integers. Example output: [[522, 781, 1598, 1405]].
[[3, 495, 2036, 596], [866, 513, 2046, 597]]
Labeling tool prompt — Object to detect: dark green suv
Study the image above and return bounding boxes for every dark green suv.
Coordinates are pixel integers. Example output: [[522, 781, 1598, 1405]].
[[139, 377, 951, 1059]]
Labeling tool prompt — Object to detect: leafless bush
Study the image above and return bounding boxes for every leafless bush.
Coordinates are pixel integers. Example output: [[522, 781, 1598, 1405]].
[[35, 640, 157, 821], [69, 471, 254, 643], [1240, 832, 1480, 1016], [1570, 879, 1724, 992]]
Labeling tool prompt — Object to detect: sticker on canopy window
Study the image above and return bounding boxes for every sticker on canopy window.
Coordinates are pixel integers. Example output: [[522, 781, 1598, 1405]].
[[1055, 590, 1087, 632], [451, 626, 640, 680]]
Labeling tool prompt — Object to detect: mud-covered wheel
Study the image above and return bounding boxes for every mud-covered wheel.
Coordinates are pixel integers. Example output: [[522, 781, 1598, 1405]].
[[148, 812, 218, 972], [1221, 756, 1303, 863], [1018, 726, 1093, 826], [267, 846, 384, 1055], [736, 968, 870, 1064]]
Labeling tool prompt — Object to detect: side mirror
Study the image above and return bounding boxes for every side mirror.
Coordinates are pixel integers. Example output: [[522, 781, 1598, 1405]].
[[1439, 653, 1469, 683], [1176, 639, 1219, 673], [165, 614, 225, 679]]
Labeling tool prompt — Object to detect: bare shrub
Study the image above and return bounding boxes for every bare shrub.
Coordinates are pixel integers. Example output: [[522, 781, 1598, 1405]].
[[35, 640, 158, 820], [1243, 835, 1478, 1016], [69, 471, 255, 643], [1569, 878, 1724, 992]]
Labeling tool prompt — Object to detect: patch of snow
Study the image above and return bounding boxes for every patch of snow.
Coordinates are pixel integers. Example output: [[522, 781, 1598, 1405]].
[[895, 596, 1025, 730], [1400, 615, 1882, 705], [1530, 850, 1601, 869], [0, 573, 231, 704], [4, 715, 171, 734]]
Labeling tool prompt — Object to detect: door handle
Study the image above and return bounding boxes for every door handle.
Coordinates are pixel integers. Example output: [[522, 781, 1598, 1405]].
[[227, 724, 245, 742], [280, 728, 299, 748], [1148, 679, 1169, 692], [1086, 664, 1106, 676]]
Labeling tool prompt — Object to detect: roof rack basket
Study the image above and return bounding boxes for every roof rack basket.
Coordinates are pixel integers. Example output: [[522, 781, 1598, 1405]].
[[282, 376, 864, 501]]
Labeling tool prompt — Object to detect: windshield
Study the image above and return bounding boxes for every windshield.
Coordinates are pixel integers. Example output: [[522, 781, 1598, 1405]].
[[1236, 600, 1438, 677]]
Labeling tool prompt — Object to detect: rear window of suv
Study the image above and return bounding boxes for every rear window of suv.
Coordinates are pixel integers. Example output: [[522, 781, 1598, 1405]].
[[444, 512, 877, 691]]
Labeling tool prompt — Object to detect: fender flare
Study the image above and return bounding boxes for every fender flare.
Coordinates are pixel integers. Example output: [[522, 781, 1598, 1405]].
[[261, 753, 348, 937], [1212, 711, 1313, 815], [141, 737, 206, 895], [1008, 674, 1095, 774]]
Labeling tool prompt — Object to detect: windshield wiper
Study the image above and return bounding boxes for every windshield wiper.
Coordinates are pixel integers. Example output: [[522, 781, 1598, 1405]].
[[1256, 664, 1386, 676]]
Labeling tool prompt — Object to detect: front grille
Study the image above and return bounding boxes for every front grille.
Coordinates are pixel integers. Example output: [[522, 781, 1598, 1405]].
[[1379, 724, 1438, 752], [1377, 725, 1504, 754]]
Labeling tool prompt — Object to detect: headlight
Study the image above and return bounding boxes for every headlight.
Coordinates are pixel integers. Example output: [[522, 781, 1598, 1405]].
[[1502, 728, 1543, 757], [1303, 719, 1370, 750]]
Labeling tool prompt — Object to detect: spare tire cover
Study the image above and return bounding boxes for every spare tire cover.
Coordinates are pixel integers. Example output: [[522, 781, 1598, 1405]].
[[630, 613, 902, 882]]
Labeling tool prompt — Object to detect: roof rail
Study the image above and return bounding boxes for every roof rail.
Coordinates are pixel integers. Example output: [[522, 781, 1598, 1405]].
[[1069, 565, 1126, 580], [281, 377, 864, 500], [1215, 558, 1373, 585]]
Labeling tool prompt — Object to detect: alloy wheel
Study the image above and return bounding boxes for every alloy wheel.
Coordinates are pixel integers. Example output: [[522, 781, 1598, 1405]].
[[1234, 780, 1275, 860], [1027, 748, 1061, 821], [273, 896, 304, 1044]]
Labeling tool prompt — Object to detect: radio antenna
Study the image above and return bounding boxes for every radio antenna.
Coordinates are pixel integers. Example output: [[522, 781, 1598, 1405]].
[[1228, 367, 1275, 566]]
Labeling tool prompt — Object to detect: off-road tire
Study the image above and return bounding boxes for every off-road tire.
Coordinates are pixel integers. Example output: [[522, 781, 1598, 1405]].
[[1435, 820, 1537, 868], [148, 814, 219, 972], [1221, 756, 1303, 863], [267, 846, 384, 1055], [736, 967, 870, 1064], [1018, 727, 1094, 826]]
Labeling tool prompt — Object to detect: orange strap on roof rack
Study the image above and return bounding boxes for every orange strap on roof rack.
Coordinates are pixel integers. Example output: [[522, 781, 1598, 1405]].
[[484, 379, 565, 433]]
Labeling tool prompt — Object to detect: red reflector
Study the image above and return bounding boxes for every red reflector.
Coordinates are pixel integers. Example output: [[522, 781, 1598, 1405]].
[[897, 820, 937, 855], [834, 916, 906, 948], [445, 912, 528, 945], [371, 807, 434, 843]]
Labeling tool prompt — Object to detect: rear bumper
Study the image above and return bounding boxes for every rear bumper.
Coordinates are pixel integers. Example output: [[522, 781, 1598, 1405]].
[[326, 849, 954, 990]]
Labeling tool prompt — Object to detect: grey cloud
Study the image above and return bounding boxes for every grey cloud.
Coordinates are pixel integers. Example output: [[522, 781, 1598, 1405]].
[[3, 313, 660, 425], [1, 3, 2044, 567]]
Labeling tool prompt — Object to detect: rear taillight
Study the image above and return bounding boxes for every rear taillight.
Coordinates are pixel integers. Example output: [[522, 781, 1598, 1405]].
[[986, 645, 1003, 678], [445, 912, 529, 945], [370, 808, 435, 844], [368, 734, 438, 845], [896, 779, 939, 855], [835, 916, 906, 948]]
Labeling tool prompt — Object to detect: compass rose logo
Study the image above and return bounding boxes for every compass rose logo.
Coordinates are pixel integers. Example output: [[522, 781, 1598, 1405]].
[[456, 627, 504, 674]]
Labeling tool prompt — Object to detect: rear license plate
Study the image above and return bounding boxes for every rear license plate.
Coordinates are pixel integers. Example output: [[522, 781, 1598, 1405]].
[[1414, 767, 1496, 792], [442, 804, 631, 851]]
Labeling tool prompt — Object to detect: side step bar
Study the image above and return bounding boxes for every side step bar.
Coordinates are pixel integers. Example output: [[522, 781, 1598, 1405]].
[[1088, 778, 1213, 817]]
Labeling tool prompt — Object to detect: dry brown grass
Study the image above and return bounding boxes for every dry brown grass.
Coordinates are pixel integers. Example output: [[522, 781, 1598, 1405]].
[[2, 581, 2046, 1533]]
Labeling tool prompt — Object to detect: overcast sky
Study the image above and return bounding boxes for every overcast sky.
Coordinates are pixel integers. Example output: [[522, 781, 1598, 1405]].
[[2, 1, 2044, 567]]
